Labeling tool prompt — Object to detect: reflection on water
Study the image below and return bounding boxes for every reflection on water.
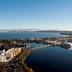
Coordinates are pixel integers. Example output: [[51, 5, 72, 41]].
[[0, 32, 71, 72], [68, 47, 72, 50], [26, 46, 72, 72], [31, 43, 44, 48]]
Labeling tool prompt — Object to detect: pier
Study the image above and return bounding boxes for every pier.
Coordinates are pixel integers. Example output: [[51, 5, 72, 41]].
[[32, 44, 51, 50]]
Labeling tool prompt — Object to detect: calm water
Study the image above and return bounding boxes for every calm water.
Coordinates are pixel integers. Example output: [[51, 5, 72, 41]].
[[0, 32, 66, 39], [26, 47, 72, 72], [0, 32, 72, 72]]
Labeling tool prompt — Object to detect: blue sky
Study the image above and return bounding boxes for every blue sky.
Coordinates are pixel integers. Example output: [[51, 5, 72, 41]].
[[0, 0, 72, 30]]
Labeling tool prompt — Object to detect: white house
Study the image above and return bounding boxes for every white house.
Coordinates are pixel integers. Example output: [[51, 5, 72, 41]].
[[64, 40, 72, 47]]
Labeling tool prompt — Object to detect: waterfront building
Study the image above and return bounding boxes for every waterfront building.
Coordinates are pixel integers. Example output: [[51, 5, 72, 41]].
[[0, 48, 21, 62], [64, 41, 72, 47]]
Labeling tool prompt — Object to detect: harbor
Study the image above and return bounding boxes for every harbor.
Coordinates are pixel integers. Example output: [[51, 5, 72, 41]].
[[1, 0, 72, 71], [0, 36, 72, 62], [0, 35, 72, 72]]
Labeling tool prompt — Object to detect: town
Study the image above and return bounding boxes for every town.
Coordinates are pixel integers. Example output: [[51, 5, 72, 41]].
[[0, 35, 72, 72], [0, 36, 72, 62]]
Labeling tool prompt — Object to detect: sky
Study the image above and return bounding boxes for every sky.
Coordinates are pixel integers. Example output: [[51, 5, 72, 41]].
[[0, 0, 72, 30]]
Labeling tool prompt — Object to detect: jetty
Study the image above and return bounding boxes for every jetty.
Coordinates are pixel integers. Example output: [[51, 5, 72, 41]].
[[32, 44, 51, 50]]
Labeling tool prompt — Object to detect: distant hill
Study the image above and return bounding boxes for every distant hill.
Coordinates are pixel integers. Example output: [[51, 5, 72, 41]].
[[0, 29, 72, 33]]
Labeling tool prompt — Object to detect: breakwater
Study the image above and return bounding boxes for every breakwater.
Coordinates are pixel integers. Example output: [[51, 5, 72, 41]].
[[32, 44, 51, 50]]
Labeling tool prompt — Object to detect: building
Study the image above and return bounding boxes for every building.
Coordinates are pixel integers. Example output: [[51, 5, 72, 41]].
[[0, 48, 21, 62], [64, 41, 72, 47]]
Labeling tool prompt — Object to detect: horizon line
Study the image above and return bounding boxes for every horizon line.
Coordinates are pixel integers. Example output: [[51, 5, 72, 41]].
[[0, 29, 72, 31]]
